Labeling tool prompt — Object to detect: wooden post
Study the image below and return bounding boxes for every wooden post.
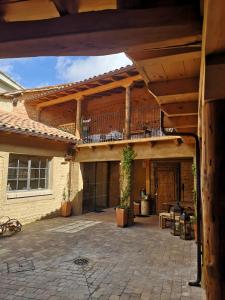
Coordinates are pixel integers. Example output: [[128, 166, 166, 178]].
[[145, 160, 151, 195], [202, 54, 225, 299], [124, 84, 132, 139], [75, 97, 82, 139]]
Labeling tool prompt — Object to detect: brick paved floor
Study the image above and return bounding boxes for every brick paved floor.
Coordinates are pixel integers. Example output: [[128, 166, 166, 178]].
[[0, 209, 205, 300]]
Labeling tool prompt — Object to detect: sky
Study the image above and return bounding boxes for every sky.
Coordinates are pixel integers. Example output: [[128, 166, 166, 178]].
[[0, 53, 132, 89]]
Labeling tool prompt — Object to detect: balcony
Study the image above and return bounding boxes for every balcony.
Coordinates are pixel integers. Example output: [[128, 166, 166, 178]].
[[58, 105, 164, 144]]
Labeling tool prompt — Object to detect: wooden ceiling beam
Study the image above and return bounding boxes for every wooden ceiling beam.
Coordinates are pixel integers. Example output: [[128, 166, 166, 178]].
[[127, 45, 201, 62], [0, 5, 201, 58], [148, 77, 199, 100], [161, 100, 198, 117], [164, 115, 198, 128], [36, 74, 141, 109]]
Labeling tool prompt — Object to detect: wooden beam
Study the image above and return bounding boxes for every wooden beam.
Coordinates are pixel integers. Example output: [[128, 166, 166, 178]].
[[128, 46, 201, 63], [161, 101, 198, 117], [205, 54, 225, 101], [148, 77, 199, 100], [0, 5, 201, 58], [204, 0, 225, 55], [75, 139, 195, 162], [164, 115, 198, 129], [36, 75, 141, 108]]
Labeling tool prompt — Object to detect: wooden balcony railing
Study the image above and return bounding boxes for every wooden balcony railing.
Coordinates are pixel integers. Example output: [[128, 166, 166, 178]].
[[58, 105, 165, 144]]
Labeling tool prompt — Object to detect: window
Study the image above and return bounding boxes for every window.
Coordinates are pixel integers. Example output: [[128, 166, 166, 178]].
[[7, 154, 50, 192]]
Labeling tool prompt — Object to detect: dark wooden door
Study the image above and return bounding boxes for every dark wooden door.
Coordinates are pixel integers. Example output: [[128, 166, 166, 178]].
[[108, 161, 120, 207], [155, 163, 180, 214], [83, 162, 108, 212]]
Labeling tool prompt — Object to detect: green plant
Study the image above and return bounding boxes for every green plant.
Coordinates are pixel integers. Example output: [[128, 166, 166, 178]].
[[63, 187, 68, 201], [192, 163, 197, 218], [119, 145, 136, 208]]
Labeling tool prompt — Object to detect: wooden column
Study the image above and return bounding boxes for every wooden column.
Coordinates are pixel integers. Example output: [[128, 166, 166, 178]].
[[145, 160, 151, 195], [124, 84, 132, 139], [202, 54, 225, 299], [75, 97, 82, 139]]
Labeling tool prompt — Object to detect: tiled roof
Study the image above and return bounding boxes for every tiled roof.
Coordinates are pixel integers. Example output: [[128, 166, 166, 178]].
[[0, 110, 76, 143], [0, 64, 136, 100]]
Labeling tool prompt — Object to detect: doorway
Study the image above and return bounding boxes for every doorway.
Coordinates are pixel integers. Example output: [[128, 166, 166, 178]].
[[83, 161, 120, 212], [154, 162, 180, 214]]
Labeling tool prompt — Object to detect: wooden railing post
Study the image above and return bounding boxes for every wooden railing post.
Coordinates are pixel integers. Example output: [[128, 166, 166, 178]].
[[124, 83, 132, 139], [75, 96, 83, 139]]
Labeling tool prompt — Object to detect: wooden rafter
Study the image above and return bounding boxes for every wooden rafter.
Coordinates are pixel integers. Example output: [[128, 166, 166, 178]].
[[0, 4, 201, 58], [148, 77, 199, 101], [36, 74, 142, 109]]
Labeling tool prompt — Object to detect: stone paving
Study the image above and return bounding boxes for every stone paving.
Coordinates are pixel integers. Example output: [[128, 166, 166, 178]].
[[0, 209, 205, 300]]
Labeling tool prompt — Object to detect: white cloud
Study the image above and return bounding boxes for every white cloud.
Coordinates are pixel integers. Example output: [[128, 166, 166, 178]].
[[0, 60, 14, 74], [55, 53, 132, 83]]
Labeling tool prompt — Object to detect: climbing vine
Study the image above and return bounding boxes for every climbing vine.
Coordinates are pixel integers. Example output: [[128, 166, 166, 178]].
[[120, 145, 136, 208]]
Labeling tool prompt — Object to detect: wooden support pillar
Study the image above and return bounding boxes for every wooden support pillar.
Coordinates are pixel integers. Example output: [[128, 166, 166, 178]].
[[124, 84, 132, 139], [75, 97, 82, 139], [145, 160, 151, 195], [202, 54, 225, 299]]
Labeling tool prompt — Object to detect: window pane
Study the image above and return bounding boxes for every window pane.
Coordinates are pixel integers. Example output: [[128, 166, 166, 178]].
[[18, 168, 28, 179], [8, 158, 18, 167], [40, 169, 46, 179], [39, 179, 46, 189], [19, 158, 28, 168], [30, 179, 39, 190], [8, 168, 17, 179], [40, 159, 47, 168], [7, 180, 17, 191], [31, 169, 39, 179], [18, 180, 27, 190], [31, 159, 40, 168]]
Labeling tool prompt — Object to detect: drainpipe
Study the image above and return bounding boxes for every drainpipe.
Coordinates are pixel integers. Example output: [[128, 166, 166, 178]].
[[160, 111, 202, 287]]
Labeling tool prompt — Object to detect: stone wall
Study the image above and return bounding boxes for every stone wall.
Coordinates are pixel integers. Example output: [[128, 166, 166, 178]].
[[0, 135, 78, 225]]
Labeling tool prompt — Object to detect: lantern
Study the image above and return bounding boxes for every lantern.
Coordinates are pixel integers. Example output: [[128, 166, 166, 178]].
[[170, 203, 182, 236], [180, 211, 192, 240]]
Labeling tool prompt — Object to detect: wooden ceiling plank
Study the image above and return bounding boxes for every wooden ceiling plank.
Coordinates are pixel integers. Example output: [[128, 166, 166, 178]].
[[0, 5, 201, 58]]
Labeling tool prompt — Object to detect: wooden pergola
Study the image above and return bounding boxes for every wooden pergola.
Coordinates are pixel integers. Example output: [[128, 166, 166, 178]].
[[0, 1, 224, 299]]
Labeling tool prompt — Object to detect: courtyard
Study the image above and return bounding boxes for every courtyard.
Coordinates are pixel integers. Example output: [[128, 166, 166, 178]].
[[0, 209, 205, 300]]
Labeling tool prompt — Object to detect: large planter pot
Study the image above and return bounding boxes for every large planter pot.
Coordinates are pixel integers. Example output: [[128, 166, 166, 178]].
[[61, 201, 72, 217], [116, 208, 128, 227], [141, 200, 149, 216]]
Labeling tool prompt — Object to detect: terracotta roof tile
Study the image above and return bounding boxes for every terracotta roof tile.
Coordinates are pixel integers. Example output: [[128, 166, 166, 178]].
[[0, 110, 76, 143]]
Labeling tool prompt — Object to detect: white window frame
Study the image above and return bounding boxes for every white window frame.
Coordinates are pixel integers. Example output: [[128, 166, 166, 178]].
[[7, 154, 50, 192]]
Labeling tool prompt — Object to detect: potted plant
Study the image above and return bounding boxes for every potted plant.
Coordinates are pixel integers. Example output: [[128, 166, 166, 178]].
[[61, 187, 72, 217], [191, 163, 197, 241], [116, 145, 136, 227]]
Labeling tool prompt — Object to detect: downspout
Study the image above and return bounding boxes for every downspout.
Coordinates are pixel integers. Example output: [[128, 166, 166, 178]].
[[160, 111, 202, 287]]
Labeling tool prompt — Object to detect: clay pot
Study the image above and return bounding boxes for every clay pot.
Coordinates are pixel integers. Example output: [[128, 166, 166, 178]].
[[116, 208, 128, 227], [61, 201, 72, 217]]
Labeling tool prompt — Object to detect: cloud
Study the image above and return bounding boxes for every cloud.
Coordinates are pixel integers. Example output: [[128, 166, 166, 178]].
[[55, 53, 132, 83], [0, 58, 34, 86]]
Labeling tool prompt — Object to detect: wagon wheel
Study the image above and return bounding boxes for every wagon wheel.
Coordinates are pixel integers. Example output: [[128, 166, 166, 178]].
[[0, 225, 6, 235], [8, 219, 22, 232], [0, 216, 10, 225]]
